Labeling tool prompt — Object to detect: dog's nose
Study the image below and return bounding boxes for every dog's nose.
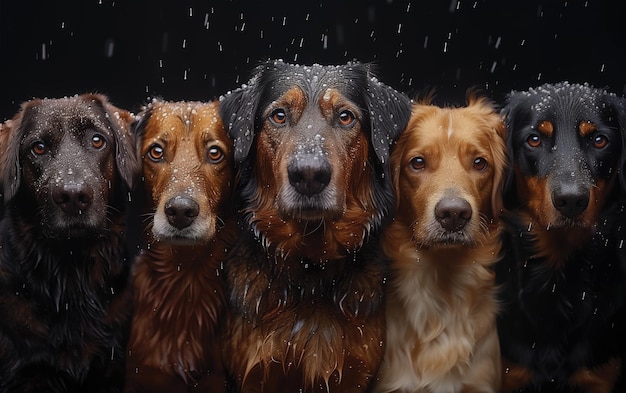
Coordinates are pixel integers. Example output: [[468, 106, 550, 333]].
[[52, 184, 94, 214], [435, 197, 472, 232], [164, 196, 200, 229], [552, 184, 589, 218], [288, 158, 332, 197]]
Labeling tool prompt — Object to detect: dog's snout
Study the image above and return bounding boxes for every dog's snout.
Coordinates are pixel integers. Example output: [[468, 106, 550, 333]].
[[435, 197, 472, 232], [164, 196, 200, 229], [552, 184, 589, 218], [287, 158, 332, 197], [52, 184, 94, 214]]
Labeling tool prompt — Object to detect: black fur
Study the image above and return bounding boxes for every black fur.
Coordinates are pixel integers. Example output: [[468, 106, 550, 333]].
[[218, 60, 412, 391], [0, 94, 140, 392], [496, 82, 626, 392], [219, 59, 412, 233]]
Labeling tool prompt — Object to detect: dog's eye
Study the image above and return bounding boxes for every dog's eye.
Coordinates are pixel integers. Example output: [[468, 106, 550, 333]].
[[593, 135, 608, 149], [527, 134, 541, 148], [473, 157, 488, 171], [207, 145, 224, 163], [410, 157, 425, 171], [270, 109, 287, 125], [148, 144, 164, 161], [91, 134, 106, 149], [31, 141, 47, 156], [338, 110, 356, 126]]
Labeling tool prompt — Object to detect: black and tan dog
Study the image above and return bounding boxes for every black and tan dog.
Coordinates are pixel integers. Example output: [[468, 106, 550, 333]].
[[219, 60, 412, 392], [125, 99, 236, 393], [0, 94, 139, 392], [496, 82, 626, 392]]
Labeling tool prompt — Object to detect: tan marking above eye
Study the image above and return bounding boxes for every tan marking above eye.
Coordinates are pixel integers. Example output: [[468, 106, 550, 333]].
[[579, 120, 597, 136], [537, 120, 553, 135]]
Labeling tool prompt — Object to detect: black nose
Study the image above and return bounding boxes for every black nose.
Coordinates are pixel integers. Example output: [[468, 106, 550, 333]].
[[52, 184, 94, 215], [287, 157, 332, 197], [552, 184, 589, 218], [164, 196, 200, 229], [435, 197, 472, 232]]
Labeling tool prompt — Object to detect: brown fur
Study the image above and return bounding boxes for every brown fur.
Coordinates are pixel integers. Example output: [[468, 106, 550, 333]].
[[124, 100, 236, 392], [374, 96, 506, 393], [219, 60, 412, 392]]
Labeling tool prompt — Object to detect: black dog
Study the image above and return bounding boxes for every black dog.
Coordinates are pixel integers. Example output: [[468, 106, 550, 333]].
[[0, 94, 139, 392], [219, 60, 412, 392], [496, 82, 626, 392]]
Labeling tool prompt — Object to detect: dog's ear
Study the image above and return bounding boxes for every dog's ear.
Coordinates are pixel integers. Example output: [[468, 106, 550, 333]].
[[219, 78, 262, 165], [364, 70, 412, 165], [500, 91, 528, 207], [90, 94, 141, 190], [0, 100, 37, 203], [490, 112, 508, 220], [609, 95, 626, 192], [132, 99, 156, 156]]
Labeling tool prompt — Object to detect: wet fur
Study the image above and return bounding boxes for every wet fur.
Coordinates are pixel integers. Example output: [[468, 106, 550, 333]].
[[374, 95, 506, 393], [124, 100, 236, 392], [219, 60, 412, 392], [496, 82, 626, 392], [0, 94, 139, 392]]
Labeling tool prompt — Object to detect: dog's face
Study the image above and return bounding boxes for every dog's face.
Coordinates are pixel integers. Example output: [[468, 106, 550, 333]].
[[392, 97, 506, 248], [135, 100, 233, 244], [1, 94, 138, 238], [503, 82, 625, 230], [220, 60, 411, 258]]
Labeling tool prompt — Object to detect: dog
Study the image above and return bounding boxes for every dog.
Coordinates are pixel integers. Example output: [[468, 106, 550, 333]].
[[495, 82, 626, 392], [373, 95, 506, 393], [124, 99, 236, 393], [0, 94, 139, 392], [218, 60, 412, 392]]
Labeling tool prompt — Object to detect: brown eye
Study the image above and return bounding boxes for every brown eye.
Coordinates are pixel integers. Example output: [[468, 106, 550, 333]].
[[148, 144, 164, 161], [270, 109, 287, 125], [473, 157, 488, 171], [338, 110, 355, 126], [31, 141, 46, 156], [527, 134, 541, 148], [207, 145, 224, 163], [593, 135, 608, 149], [410, 156, 425, 171], [91, 134, 105, 149]]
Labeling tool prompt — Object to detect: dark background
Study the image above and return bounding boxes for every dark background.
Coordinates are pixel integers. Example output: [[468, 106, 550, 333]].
[[1, 0, 625, 121]]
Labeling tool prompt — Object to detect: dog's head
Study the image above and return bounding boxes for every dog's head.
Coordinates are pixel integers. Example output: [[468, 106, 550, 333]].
[[502, 82, 625, 230], [391, 95, 506, 248], [219, 60, 411, 258], [133, 99, 234, 245], [0, 94, 139, 238]]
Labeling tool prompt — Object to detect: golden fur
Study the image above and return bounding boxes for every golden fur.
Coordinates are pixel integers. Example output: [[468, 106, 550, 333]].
[[124, 100, 236, 392], [374, 96, 506, 393]]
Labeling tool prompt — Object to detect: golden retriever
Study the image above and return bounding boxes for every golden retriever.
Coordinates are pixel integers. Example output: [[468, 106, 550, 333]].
[[374, 95, 506, 393]]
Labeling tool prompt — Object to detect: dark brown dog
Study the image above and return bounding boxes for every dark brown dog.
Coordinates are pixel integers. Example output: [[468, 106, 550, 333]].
[[0, 94, 139, 392], [124, 99, 236, 392], [219, 60, 412, 392]]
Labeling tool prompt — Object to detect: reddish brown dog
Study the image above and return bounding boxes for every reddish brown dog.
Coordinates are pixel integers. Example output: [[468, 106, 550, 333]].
[[124, 100, 236, 392]]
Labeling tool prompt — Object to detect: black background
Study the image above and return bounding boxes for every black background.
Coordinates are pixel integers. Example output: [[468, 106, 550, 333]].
[[1, 0, 625, 120]]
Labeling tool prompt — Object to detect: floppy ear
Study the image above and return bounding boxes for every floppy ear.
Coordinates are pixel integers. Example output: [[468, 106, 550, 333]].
[[132, 100, 156, 155], [611, 95, 626, 192], [219, 79, 262, 165], [93, 94, 141, 190], [500, 91, 527, 206], [489, 113, 508, 220], [364, 71, 412, 165], [1, 100, 36, 203]]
